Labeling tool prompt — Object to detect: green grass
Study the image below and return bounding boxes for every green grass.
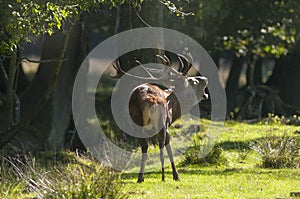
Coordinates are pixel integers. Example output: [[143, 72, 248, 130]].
[[0, 152, 127, 199], [121, 118, 300, 199], [1, 118, 299, 198], [122, 167, 300, 198]]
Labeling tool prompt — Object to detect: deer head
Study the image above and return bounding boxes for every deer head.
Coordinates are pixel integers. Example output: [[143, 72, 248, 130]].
[[156, 52, 208, 106]]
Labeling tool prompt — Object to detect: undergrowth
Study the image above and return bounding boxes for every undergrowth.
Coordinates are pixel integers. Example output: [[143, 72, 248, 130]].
[[250, 133, 300, 168], [0, 152, 128, 199], [180, 135, 227, 166]]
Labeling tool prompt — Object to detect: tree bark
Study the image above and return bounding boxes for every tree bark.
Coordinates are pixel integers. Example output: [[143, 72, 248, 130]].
[[5, 50, 17, 128], [225, 55, 244, 114], [48, 20, 87, 150], [246, 54, 257, 87], [266, 57, 285, 89], [253, 58, 263, 85], [278, 41, 300, 106], [0, 31, 70, 150], [267, 41, 300, 107]]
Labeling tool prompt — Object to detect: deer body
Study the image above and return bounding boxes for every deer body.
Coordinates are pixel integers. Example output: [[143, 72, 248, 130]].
[[111, 52, 208, 182], [129, 76, 207, 182]]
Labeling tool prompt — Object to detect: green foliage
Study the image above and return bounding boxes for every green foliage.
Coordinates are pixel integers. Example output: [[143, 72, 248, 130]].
[[178, 0, 300, 58], [0, 0, 142, 55], [181, 135, 226, 166], [250, 134, 300, 168], [54, 166, 126, 199], [0, 152, 128, 199], [222, 19, 297, 58], [1, 0, 77, 54], [219, 0, 300, 58]]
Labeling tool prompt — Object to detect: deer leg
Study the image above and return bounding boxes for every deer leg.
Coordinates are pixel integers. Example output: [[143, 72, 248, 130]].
[[165, 131, 180, 181], [158, 130, 166, 181], [137, 138, 148, 183]]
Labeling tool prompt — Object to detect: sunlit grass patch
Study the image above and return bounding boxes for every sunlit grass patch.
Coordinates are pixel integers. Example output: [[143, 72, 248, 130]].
[[122, 118, 300, 198]]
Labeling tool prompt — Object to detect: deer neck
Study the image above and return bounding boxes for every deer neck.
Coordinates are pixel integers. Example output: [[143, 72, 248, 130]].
[[167, 88, 197, 123], [167, 93, 181, 123]]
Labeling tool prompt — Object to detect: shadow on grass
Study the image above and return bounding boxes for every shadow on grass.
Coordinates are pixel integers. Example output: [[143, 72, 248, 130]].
[[33, 151, 81, 167], [218, 136, 273, 151], [219, 141, 250, 151], [120, 168, 246, 181], [121, 166, 300, 183], [1, 151, 90, 169]]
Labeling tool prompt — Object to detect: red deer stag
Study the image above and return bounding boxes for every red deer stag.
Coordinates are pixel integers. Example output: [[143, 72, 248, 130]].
[[111, 53, 208, 182]]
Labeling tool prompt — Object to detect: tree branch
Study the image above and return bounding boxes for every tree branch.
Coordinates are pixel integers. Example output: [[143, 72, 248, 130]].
[[20, 57, 68, 63], [134, 7, 151, 27], [159, 0, 193, 17]]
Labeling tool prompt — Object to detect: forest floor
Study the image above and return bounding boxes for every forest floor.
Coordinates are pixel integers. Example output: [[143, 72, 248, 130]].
[[1, 117, 300, 198]]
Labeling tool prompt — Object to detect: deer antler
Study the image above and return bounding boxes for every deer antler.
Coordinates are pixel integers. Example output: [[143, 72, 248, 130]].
[[109, 59, 125, 78], [156, 54, 186, 78], [110, 51, 194, 82], [157, 52, 193, 76], [110, 58, 179, 81], [156, 54, 171, 66], [178, 50, 193, 76]]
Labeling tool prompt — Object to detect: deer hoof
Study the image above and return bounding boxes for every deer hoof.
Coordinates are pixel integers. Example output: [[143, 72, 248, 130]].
[[173, 174, 180, 181]]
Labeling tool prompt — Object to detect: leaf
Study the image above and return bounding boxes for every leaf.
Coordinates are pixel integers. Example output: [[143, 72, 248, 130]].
[[264, 45, 271, 53]]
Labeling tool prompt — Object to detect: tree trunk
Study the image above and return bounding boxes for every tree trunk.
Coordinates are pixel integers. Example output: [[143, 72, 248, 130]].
[[246, 54, 257, 87], [48, 20, 87, 150], [253, 58, 263, 85], [266, 57, 285, 89], [5, 50, 17, 128], [267, 41, 300, 107], [225, 55, 244, 114], [278, 41, 300, 106], [0, 31, 70, 150]]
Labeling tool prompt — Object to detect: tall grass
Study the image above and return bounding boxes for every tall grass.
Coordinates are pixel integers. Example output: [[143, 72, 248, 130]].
[[180, 134, 227, 166], [0, 152, 128, 199], [250, 134, 300, 168]]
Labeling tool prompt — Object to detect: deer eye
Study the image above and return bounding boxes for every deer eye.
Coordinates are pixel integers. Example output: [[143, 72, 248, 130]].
[[193, 79, 199, 85]]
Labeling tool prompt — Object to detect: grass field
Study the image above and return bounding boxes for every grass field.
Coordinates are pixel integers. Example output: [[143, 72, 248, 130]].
[[122, 167, 299, 198], [121, 117, 300, 199], [1, 117, 300, 198]]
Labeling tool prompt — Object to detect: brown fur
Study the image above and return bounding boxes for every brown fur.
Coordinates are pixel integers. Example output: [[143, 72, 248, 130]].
[[112, 53, 208, 183], [128, 83, 182, 182]]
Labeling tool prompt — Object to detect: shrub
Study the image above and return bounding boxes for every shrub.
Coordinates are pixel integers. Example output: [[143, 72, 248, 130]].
[[181, 136, 226, 166], [250, 134, 300, 168]]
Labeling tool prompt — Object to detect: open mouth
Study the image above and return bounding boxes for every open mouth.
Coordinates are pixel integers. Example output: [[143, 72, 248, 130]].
[[202, 86, 209, 100], [203, 92, 209, 100]]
